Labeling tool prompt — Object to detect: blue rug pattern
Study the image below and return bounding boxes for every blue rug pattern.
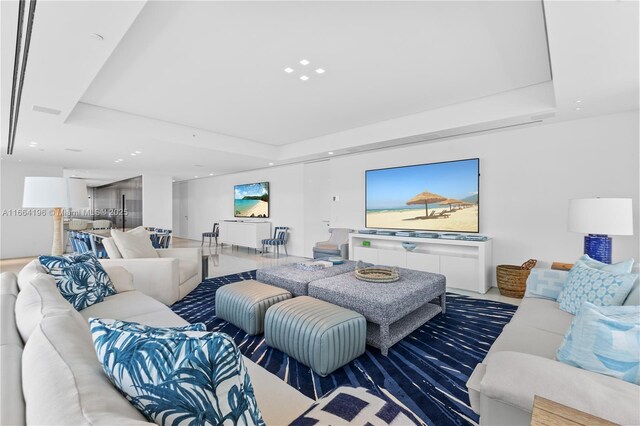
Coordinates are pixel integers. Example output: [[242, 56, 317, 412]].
[[171, 271, 517, 426]]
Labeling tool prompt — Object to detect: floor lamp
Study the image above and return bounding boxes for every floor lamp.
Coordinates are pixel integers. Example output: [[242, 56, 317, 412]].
[[23, 177, 89, 256]]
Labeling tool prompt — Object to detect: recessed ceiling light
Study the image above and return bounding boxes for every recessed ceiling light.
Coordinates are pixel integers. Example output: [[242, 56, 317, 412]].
[[575, 100, 583, 103], [130, 153, 136, 156], [194, 176, 199, 178], [328, 151, 334, 155], [300, 59, 310, 66], [209, 173, 213, 176], [172, 180, 176, 183], [300, 75, 309, 81], [89, 33, 104, 41], [575, 107, 582, 111], [268, 162, 274, 166], [284, 67, 294, 73], [29, 141, 37, 144], [315, 68, 325, 74], [135, 150, 141, 154]]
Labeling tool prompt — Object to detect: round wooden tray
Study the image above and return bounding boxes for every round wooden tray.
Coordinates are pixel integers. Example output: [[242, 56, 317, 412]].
[[355, 265, 400, 283]]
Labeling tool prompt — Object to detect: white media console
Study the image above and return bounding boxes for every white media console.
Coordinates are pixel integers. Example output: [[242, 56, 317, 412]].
[[219, 221, 272, 251], [349, 233, 493, 293]]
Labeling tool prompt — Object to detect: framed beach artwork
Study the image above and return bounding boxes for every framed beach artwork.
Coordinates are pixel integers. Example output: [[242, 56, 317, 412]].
[[365, 158, 479, 233], [234, 182, 270, 218]]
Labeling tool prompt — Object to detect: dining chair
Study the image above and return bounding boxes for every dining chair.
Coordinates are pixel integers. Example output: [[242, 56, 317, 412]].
[[261, 226, 289, 257], [201, 223, 219, 247]]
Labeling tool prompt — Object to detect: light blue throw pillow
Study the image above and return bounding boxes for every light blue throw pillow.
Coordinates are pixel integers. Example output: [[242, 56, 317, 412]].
[[39, 252, 116, 311], [557, 261, 637, 315], [89, 318, 264, 426], [578, 254, 634, 274], [524, 269, 568, 301], [557, 303, 640, 384]]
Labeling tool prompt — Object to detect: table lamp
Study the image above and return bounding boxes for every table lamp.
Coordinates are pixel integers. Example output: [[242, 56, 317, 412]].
[[23, 177, 89, 256], [568, 198, 634, 264]]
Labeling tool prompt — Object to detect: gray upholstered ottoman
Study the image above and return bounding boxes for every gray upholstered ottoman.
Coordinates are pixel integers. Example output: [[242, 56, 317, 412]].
[[264, 296, 366, 377], [256, 261, 358, 296], [216, 280, 291, 335]]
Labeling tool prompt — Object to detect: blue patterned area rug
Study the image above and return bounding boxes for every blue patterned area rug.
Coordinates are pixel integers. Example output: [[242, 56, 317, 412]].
[[171, 271, 517, 426]]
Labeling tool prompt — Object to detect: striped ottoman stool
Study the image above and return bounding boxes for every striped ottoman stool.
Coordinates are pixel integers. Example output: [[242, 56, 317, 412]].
[[216, 280, 291, 335], [264, 296, 366, 377]]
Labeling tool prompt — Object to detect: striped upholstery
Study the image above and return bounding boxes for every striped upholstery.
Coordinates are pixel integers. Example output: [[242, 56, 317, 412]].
[[216, 280, 291, 335], [264, 296, 366, 377]]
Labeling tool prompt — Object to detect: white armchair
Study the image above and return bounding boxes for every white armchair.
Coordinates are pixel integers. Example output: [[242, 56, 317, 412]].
[[100, 237, 201, 306]]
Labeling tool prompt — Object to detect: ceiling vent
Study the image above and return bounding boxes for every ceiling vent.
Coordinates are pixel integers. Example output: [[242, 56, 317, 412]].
[[32, 105, 61, 115], [65, 148, 83, 152]]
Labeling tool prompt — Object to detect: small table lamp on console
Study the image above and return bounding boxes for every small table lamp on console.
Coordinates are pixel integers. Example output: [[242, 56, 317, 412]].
[[23, 177, 89, 256], [568, 198, 634, 264]]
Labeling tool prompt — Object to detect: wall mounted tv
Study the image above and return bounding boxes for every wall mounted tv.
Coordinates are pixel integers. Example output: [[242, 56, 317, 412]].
[[234, 182, 270, 218], [365, 158, 479, 233]]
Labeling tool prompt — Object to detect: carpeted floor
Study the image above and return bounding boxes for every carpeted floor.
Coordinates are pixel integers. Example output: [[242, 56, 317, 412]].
[[171, 271, 517, 426]]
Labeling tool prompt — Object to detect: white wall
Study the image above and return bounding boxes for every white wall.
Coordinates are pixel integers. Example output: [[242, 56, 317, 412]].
[[330, 111, 639, 267], [142, 174, 173, 229], [0, 161, 63, 259], [177, 111, 639, 277], [175, 164, 306, 256]]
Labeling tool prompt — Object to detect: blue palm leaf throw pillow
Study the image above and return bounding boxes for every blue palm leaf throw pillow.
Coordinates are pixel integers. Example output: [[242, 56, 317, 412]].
[[39, 252, 117, 311], [557, 302, 640, 384], [89, 318, 264, 426]]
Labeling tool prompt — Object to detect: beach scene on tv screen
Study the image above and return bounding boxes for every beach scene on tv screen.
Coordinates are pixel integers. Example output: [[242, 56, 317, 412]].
[[234, 182, 269, 218], [366, 159, 479, 232]]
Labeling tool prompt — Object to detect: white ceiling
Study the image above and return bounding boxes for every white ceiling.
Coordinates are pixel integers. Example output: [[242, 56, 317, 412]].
[[1, 1, 638, 183], [81, 1, 551, 145]]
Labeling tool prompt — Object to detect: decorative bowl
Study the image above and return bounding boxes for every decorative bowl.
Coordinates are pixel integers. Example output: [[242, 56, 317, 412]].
[[355, 261, 400, 283], [327, 257, 344, 265], [402, 242, 417, 251]]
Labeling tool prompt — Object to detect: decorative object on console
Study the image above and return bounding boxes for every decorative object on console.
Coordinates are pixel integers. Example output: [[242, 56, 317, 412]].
[[358, 229, 377, 234], [557, 302, 640, 384], [362, 240, 371, 247], [354, 261, 400, 283], [376, 230, 396, 236], [401, 242, 417, 251], [415, 232, 440, 238], [327, 257, 344, 265], [557, 260, 637, 315], [568, 198, 634, 264], [90, 318, 265, 425], [496, 259, 537, 298], [38, 252, 117, 310], [23, 177, 89, 256]]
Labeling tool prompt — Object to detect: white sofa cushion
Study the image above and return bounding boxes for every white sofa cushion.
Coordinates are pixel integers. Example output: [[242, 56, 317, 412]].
[[17, 259, 45, 291], [79, 291, 177, 323], [485, 323, 565, 360], [111, 226, 159, 259], [22, 311, 151, 425], [102, 265, 135, 293], [1, 273, 25, 426], [510, 297, 574, 335], [15, 272, 85, 342], [481, 351, 640, 425]]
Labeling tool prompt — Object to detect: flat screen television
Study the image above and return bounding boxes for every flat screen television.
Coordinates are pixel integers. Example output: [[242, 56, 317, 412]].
[[234, 182, 270, 218], [365, 158, 479, 233]]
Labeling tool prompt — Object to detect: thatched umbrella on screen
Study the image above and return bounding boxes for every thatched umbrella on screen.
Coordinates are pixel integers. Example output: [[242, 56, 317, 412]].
[[439, 198, 464, 211], [406, 191, 446, 218]]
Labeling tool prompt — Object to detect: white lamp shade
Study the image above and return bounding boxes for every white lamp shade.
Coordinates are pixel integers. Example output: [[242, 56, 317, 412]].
[[568, 198, 634, 235], [23, 177, 89, 208]]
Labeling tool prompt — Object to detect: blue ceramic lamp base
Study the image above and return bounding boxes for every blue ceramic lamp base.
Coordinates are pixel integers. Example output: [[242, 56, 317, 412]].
[[584, 234, 612, 264]]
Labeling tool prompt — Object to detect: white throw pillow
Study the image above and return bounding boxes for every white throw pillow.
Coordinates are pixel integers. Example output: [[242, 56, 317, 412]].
[[110, 227, 158, 259]]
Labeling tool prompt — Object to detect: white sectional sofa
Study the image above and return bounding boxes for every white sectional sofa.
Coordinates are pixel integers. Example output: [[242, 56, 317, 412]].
[[101, 237, 201, 306], [1, 260, 313, 425], [466, 268, 640, 425]]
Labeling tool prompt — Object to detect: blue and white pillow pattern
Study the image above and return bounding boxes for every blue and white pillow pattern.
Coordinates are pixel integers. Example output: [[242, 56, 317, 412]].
[[89, 318, 264, 426], [557, 261, 637, 315], [39, 252, 117, 311], [557, 302, 640, 385], [524, 269, 569, 301], [290, 386, 423, 426]]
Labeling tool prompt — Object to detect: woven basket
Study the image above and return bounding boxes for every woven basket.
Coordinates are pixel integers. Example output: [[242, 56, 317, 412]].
[[496, 259, 537, 298]]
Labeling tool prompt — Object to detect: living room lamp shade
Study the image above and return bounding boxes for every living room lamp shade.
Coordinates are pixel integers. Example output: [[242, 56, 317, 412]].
[[23, 177, 89, 256], [568, 198, 634, 264]]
